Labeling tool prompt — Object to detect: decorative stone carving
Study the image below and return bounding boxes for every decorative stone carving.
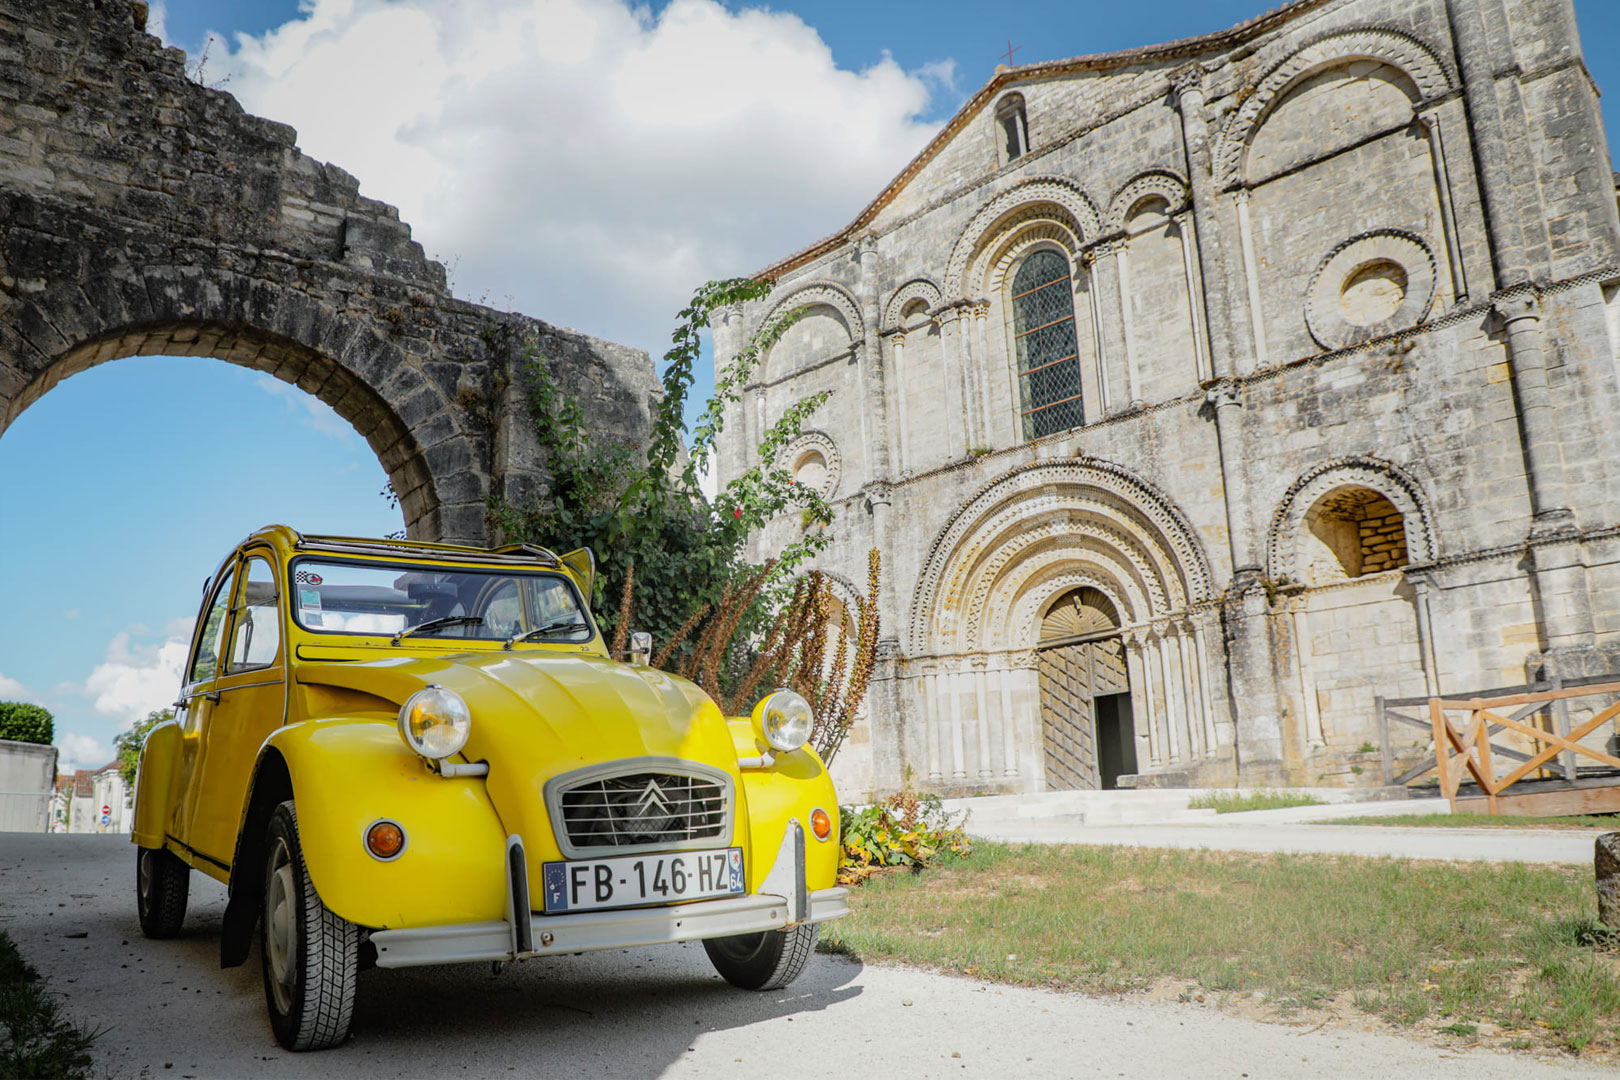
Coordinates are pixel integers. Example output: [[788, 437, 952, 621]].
[[881, 278, 944, 331], [1213, 27, 1455, 191], [945, 178, 1102, 298], [909, 459, 1213, 653], [784, 429, 841, 499], [977, 223, 1084, 299], [1266, 456, 1438, 581], [759, 281, 864, 343], [1104, 171, 1192, 233], [1304, 230, 1437, 349]]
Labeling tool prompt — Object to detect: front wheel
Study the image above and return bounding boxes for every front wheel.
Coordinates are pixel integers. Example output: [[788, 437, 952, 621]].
[[261, 800, 358, 1051], [135, 847, 189, 938], [702, 923, 818, 990]]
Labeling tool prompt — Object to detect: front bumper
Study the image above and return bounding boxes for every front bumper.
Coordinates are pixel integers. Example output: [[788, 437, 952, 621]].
[[370, 886, 850, 969]]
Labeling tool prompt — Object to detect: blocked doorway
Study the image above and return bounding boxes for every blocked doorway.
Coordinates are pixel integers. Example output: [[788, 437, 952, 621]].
[[1036, 587, 1138, 790]]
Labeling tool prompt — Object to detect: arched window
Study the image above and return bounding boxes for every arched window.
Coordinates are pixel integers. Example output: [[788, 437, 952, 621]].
[[996, 93, 1029, 163], [1012, 249, 1083, 438], [1301, 486, 1409, 584]]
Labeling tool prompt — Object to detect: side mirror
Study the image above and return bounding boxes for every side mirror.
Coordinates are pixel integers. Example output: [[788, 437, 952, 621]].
[[629, 631, 652, 667], [558, 547, 596, 602]]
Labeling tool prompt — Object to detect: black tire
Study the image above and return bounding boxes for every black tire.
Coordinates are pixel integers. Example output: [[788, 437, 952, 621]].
[[702, 923, 818, 990], [261, 800, 358, 1051], [135, 847, 189, 939]]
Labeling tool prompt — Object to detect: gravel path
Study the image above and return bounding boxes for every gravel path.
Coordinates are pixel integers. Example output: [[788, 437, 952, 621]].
[[0, 833, 1607, 1079]]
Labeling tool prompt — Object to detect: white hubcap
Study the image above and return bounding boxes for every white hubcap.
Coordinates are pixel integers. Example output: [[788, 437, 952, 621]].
[[266, 839, 297, 1014]]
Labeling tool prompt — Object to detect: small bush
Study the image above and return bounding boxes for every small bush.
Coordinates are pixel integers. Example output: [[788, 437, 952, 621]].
[[839, 784, 970, 884], [0, 703, 51, 746]]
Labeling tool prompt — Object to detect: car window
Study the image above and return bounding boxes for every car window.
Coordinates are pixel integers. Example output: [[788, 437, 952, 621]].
[[188, 565, 237, 685], [287, 558, 592, 643], [228, 557, 281, 672]]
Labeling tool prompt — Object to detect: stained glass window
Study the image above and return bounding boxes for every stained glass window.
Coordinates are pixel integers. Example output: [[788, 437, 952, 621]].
[[1012, 249, 1083, 439]]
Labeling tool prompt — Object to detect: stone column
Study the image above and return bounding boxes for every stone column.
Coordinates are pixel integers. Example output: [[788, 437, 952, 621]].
[[1192, 611, 1223, 749], [948, 659, 968, 779], [1125, 631, 1161, 768], [1232, 190, 1269, 373], [936, 308, 964, 460], [1175, 621, 1206, 760], [1174, 217, 1211, 382], [855, 234, 889, 480], [1115, 237, 1144, 408], [1087, 242, 1133, 413], [1207, 384, 1256, 575], [922, 662, 943, 782], [1154, 628, 1184, 765], [1495, 295, 1594, 649], [1418, 108, 1469, 304], [1081, 254, 1113, 416], [1289, 599, 1327, 748], [972, 655, 992, 779], [1170, 65, 1248, 381], [888, 330, 911, 476], [994, 654, 1018, 777], [971, 301, 996, 449]]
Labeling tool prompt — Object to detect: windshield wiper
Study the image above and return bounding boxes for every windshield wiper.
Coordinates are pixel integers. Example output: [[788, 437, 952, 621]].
[[393, 615, 484, 645], [505, 618, 592, 649]]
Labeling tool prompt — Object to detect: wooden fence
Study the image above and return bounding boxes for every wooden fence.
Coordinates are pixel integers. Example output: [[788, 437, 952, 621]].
[[1377, 675, 1620, 815]]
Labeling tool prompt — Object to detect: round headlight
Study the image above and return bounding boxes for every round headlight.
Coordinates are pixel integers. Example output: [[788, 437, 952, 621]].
[[398, 686, 471, 759], [755, 690, 812, 753]]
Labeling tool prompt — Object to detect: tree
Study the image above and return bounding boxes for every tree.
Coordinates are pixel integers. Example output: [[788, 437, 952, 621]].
[[488, 277, 834, 688], [0, 702, 52, 745], [114, 709, 173, 790]]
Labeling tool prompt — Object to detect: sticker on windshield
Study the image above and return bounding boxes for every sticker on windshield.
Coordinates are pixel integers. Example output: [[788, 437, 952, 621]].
[[295, 570, 324, 585], [299, 586, 323, 627]]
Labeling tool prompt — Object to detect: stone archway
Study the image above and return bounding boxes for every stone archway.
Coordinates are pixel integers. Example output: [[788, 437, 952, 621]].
[[0, 0, 656, 544], [907, 459, 1226, 791]]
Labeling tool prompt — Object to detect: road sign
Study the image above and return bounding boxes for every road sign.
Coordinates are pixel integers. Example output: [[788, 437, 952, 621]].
[[101, 804, 110, 816]]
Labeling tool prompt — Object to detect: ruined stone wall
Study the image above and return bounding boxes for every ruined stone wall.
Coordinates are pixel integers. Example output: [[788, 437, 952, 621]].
[[0, 0, 658, 545], [721, 0, 1620, 798]]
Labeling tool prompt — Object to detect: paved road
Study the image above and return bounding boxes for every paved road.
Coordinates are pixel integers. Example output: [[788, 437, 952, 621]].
[[0, 834, 1608, 1079]]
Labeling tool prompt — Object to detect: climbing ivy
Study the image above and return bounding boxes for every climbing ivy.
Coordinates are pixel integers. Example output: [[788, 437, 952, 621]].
[[488, 278, 834, 684]]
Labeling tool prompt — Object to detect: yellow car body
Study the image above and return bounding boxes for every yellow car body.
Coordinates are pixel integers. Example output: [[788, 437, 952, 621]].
[[131, 526, 845, 1048]]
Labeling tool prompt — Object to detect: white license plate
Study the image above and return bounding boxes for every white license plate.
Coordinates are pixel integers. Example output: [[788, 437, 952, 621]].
[[541, 848, 745, 913]]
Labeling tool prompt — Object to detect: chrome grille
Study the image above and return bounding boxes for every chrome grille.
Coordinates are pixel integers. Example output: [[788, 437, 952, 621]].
[[550, 764, 731, 856]]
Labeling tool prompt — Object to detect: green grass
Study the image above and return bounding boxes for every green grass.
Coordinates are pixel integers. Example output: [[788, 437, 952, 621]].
[[1187, 789, 1325, 813], [1349, 812, 1619, 830], [822, 843, 1620, 1054], [0, 930, 96, 1079]]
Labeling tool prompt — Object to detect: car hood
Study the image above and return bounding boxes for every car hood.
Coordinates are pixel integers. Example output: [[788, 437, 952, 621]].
[[295, 650, 739, 855]]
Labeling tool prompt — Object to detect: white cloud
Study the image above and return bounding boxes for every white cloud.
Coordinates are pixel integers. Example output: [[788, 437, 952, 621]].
[[0, 672, 38, 703], [209, 0, 944, 354], [58, 733, 112, 772], [254, 374, 355, 441], [80, 624, 194, 728]]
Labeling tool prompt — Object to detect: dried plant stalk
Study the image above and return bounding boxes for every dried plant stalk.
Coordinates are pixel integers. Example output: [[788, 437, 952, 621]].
[[652, 601, 709, 670], [610, 564, 634, 657]]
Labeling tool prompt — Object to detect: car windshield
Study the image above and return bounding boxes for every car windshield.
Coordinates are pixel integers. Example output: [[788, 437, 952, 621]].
[[288, 558, 592, 643]]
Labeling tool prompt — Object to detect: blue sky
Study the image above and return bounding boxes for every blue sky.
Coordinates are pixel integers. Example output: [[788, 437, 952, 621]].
[[5, 0, 1619, 771]]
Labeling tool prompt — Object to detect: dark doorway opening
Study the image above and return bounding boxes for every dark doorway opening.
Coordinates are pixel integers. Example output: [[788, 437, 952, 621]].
[[1093, 692, 1138, 789]]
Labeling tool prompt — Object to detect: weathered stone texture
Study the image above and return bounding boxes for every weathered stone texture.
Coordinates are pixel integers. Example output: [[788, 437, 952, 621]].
[[0, 0, 658, 544], [724, 0, 1620, 799]]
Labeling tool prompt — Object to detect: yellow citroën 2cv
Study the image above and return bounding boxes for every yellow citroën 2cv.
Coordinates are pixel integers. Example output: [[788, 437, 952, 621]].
[[132, 525, 847, 1050]]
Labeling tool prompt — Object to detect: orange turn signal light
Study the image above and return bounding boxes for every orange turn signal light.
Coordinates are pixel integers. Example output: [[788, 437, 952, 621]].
[[810, 807, 832, 842], [365, 820, 405, 861]]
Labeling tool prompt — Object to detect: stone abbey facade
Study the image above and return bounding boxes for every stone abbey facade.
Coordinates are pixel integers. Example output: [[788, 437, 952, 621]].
[[716, 0, 1620, 796]]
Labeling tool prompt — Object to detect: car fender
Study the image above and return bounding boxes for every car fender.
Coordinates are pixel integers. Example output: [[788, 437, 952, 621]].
[[258, 719, 509, 930], [737, 748, 841, 894], [131, 719, 182, 850]]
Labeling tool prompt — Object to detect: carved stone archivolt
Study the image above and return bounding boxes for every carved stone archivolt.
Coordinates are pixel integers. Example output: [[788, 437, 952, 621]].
[[945, 178, 1102, 299], [1104, 170, 1191, 233], [909, 460, 1213, 654], [881, 278, 944, 332], [1304, 230, 1438, 349], [758, 280, 864, 342], [1213, 27, 1454, 191], [783, 429, 841, 499], [1266, 456, 1437, 581], [977, 222, 1084, 300]]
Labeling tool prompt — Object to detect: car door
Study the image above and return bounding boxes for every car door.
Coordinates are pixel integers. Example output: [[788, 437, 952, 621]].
[[187, 552, 288, 866], [169, 561, 237, 868]]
